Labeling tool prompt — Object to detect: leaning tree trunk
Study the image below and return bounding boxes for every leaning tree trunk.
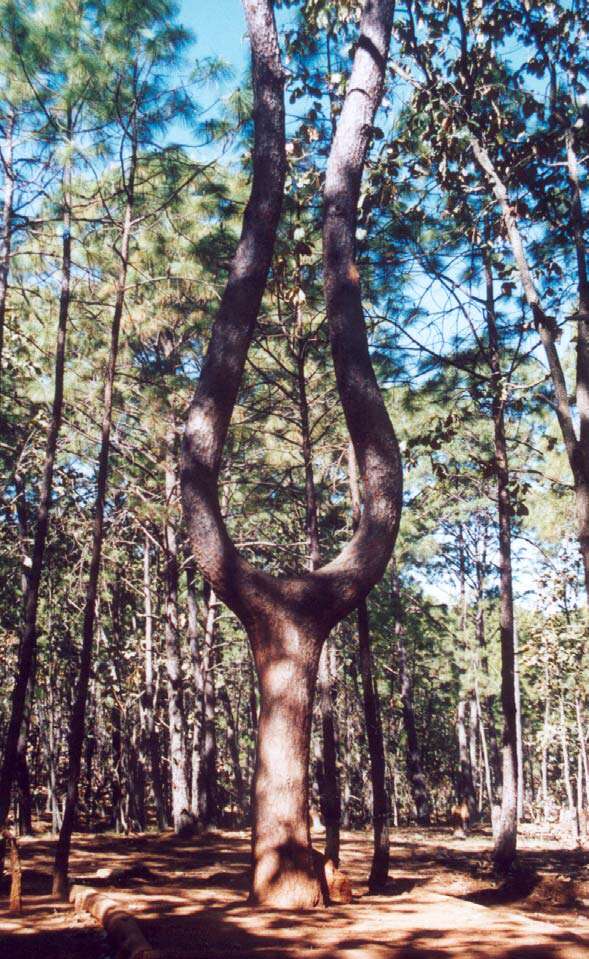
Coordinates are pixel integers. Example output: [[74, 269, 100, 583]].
[[485, 257, 518, 875], [181, 0, 400, 908], [0, 134, 72, 836], [472, 135, 589, 606], [52, 149, 136, 898]]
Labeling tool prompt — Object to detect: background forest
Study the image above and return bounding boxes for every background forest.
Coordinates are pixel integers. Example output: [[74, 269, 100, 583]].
[[1, 0, 589, 895]]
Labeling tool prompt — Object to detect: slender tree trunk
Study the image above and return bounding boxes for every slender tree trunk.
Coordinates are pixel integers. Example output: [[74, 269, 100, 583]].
[[559, 695, 578, 842], [357, 601, 389, 889], [474, 678, 494, 815], [186, 557, 204, 822], [566, 131, 589, 599], [163, 430, 192, 834], [199, 586, 217, 827], [15, 714, 33, 837], [0, 136, 72, 833], [111, 703, 124, 833], [475, 586, 501, 789], [52, 149, 136, 898], [456, 531, 476, 822], [218, 680, 244, 814], [514, 621, 524, 822], [542, 687, 551, 824], [472, 136, 589, 606], [142, 535, 166, 830], [575, 697, 589, 808], [393, 567, 430, 825], [350, 446, 389, 889], [297, 334, 340, 862], [468, 696, 479, 803], [0, 110, 15, 374], [485, 258, 518, 874]]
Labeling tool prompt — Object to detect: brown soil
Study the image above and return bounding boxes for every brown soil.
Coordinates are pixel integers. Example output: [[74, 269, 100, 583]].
[[2, 825, 589, 958]]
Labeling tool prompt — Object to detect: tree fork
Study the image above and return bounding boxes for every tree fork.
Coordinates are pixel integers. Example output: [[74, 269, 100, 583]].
[[181, 0, 400, 908]]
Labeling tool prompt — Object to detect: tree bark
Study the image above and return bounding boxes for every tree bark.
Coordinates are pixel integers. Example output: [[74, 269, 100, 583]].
[[296, 331, 340, 862], [541, 682, 551, 824], [142, 535, 166, 830], [162, 423, 192, 835], [575, 697, 589, 809], [392, 566, 430, 825], [186, 556, 204, 822], [559, 694, 578, 842], [0, 109, 15, 374], [472, 135, 589, 605], [475, 577, 501, 790], [52, 135, 136, 898], [199, 585, 218, 827], [484, 257, 518, 874], [0, 128, 72, 832], [514, 620, 524, 822], [181, 0, 400, 907], [350, 446, 389, 888], [218, 679, 245, 815]]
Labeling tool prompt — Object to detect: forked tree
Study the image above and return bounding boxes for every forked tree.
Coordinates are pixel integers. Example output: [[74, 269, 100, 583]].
[[181, 0, 401, 909]]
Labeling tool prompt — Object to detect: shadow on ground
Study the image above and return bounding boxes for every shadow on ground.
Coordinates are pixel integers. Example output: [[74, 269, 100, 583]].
[[2, 827, 589, 958]]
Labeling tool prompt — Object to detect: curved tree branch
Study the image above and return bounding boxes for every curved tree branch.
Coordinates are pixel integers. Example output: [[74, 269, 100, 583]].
[[182, 0, 401, 635]]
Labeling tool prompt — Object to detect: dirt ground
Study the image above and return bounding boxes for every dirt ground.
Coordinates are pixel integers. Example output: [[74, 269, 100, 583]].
[[2, 824, 589, 958]]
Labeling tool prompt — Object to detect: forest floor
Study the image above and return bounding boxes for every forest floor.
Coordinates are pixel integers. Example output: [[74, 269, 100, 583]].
[[2, 824, 589, 958]]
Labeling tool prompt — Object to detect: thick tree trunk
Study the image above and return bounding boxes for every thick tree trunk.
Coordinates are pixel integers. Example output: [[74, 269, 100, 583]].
[[0, 140, 72, 832], [52, 152, 135, 898], [250, 617, 323, 908], [485, 259, 518, 875], [181, 0, 399, 908]]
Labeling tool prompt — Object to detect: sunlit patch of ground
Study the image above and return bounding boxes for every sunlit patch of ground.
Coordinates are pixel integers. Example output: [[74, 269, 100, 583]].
[[2, 825, 589, 957]]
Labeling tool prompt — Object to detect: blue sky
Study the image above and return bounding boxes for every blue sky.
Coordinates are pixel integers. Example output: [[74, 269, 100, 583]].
[[180, 0, 247, 75]]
